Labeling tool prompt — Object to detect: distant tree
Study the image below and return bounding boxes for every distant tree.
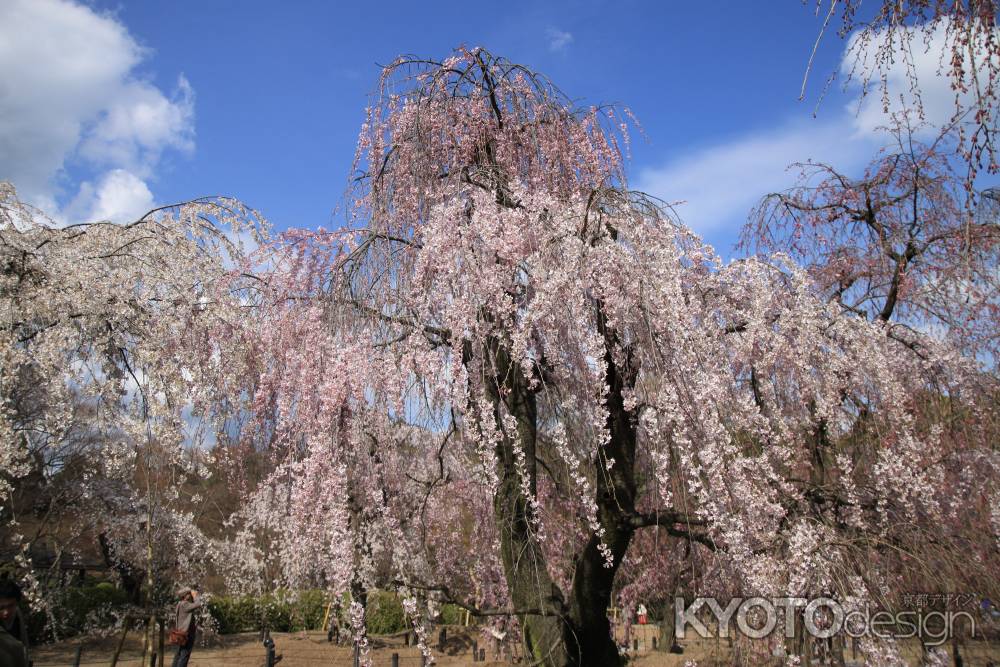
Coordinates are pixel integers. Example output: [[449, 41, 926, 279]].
[[744, 119, 1000, 661], [743, 122, 1000, 363], [0, 182, 264, 646], [804, 0, 999, 176]]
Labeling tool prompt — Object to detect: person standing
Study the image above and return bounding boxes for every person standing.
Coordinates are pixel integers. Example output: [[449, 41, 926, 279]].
[[171, 586, 204, 667], [0, 580, 27, 667]]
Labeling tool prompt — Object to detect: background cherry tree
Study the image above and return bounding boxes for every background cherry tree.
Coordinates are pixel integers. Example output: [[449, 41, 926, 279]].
[[744, 120, 1000, 363], [0, 181, 265, 652], [805, 0, 999, 179]]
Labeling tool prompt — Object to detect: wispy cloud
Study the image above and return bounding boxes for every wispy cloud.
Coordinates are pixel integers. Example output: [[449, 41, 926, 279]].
[[546, 28, 573, 53], [635, 120, 873, 236]]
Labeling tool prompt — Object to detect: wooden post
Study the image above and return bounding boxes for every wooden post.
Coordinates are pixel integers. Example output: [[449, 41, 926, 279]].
[[110, 619, 129, 667], [478, 648, 485, 662], [472, 640, 478, 662], [321, 601, 332, 634], [263, 636, 275, 667], [952, 634, 964, 667], [833, 633, 845, 667], [353, 642, 360, 667], [158, 618, 165, 667], [438, 627, 446, 651], [391, 653, 399, 667], [72, 645, 83, 667]]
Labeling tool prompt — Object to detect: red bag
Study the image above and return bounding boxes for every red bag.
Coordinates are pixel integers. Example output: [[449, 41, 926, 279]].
[[169, 602, 189, 645]]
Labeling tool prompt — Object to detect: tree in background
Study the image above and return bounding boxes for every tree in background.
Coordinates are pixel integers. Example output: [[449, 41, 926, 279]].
[[745, 115, 1000, 663], [744, 121, 1000, 363], [0, 182, 265, 650], [805, 0, 999, 177]]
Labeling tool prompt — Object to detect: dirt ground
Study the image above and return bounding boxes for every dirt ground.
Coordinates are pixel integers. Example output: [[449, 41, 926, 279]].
[[27, 628, 1000, 666]]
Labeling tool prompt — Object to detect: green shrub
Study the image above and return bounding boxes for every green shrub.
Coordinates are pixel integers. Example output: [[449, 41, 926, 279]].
[[208, 590, 335, 634], [289, 590, 327, 631], [261, 594, 292, 631], [25, 582, 131, 641], [25, 606, 51, 645], [207, 595, 260, 634], [63, 583, 130, 631], [364, 590, 407, 635], [27, 584, 338, 640], [439, 603, 465, 626], [205, 589, 415, 636]]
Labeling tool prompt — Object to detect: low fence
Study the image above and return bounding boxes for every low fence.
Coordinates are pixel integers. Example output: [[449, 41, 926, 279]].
[[30, 629, 522, 667], [33, 651, 432, 667]]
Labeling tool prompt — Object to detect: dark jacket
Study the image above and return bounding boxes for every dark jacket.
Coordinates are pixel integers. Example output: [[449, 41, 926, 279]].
[[0, 625, 26, 667], [7, 608, 27, 651]]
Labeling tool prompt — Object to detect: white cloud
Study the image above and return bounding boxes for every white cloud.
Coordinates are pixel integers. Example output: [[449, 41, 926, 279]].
[[79, 75, 194, 173], [65, 169, 155, 224], [0, 0, 194, 222], [547, 28, 573, 53], [635, 120, 873, 235], [637, 18, 999, 237]]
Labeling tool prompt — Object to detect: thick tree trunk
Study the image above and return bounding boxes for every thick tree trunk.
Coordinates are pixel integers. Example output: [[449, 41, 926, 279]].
[[485, 341, 570, 666], [493, 465, 570, 665], [483, 311, 641, 667], [564, 313, 639, 667], [565, 537, 628, 666]]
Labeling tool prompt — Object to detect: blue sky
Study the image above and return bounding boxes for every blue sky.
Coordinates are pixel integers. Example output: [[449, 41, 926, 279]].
[[1, 0, 986, 253]]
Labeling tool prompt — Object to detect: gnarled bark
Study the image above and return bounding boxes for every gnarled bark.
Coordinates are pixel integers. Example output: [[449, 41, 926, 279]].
[[481, 305, 647, 667]]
